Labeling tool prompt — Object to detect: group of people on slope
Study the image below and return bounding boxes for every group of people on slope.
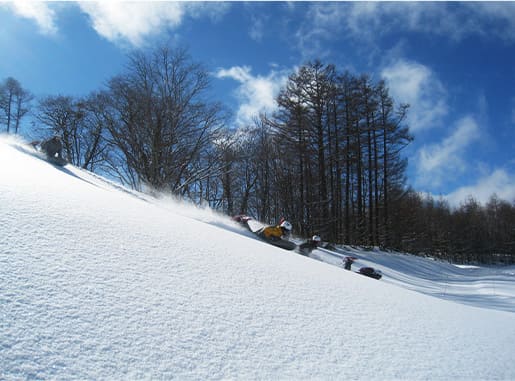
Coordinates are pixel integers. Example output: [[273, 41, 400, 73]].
[[260, 219, 369, 274]]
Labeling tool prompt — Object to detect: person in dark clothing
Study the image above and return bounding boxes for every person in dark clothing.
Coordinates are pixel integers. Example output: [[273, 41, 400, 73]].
[[344, 256, 355, 270], [41, 136, 63, 159], [298, 235, 321, 256]]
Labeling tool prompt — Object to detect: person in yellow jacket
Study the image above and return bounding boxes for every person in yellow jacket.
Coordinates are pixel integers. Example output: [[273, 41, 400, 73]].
[[259, 220, 292, 241]]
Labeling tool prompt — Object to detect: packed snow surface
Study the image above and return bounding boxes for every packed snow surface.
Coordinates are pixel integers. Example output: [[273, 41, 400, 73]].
[[1, 136, 515, 380]]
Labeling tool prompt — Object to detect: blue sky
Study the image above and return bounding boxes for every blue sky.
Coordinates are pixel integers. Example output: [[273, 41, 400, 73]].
[[1, 1, 515, 206]]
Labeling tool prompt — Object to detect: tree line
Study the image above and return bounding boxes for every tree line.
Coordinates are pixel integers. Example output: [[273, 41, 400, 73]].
[[2, 45, 514, 264]]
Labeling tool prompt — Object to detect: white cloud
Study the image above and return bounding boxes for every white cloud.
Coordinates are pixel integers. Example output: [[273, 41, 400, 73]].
[[216, 66, 289, 128], [78, 2, 184, 47], [416, 116, 481, 188], [445, 169, 515, 207], [3, 1, 230, 44], [217, 66, 253, 83], [381, 60, 448, 132], [2, 1, 58, 35], [78, 2, 229, 47]]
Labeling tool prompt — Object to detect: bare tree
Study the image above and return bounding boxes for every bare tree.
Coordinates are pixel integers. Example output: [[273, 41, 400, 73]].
[[250, 61, 414, 244], [35, 94, 106, 169], [376, 80, 412, 247], [36, 95, 79, 163], [0, 77, 33, 134], [79, 92, 111, 171], [104, 46, 226, 194]]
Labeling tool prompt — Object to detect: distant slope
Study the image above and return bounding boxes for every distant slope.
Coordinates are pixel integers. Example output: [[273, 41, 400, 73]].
[[1, 136, 515, 380], [312, 245, 515, 313]]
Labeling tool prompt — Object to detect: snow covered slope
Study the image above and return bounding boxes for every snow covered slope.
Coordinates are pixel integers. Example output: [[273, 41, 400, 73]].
[[313, 246, 515, 313], [1, 136, 515, 380]]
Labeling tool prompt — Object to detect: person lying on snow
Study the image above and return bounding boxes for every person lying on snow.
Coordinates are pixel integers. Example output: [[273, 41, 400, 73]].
[[258, 219, 292, 241]]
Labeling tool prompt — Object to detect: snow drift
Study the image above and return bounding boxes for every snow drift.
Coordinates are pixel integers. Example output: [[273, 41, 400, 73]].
[[1, 136, 514, 380]]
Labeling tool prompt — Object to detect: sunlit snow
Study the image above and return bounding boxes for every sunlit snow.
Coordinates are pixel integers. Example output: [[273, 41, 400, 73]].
[[1, 136, 514, 380]]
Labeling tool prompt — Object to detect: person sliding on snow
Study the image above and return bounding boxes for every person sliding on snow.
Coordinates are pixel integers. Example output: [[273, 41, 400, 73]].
[[308, 235, 322, 247], [41, 136, 63, 159], [298, 235, 322, 255], [259, 220, 292, 241]]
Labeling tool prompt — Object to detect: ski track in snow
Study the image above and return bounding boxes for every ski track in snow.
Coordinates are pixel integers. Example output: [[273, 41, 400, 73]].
[[1, 136, 515, 380]]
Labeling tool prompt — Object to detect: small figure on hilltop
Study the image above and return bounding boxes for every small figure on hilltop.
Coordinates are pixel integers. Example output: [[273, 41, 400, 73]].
[[31, 135, 67, 166], [41, 136, 63, 159]]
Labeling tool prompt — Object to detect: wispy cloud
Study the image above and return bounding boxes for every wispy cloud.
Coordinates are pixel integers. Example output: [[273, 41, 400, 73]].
[[445, 169, 515, 207], [294, 2, 515, 59], [381, 60, 447, 132], [305, 2, 515, 43], [77, 2, 229, 47], [415, 116, 481, 188], [1, 1, 58, 35], [249, 15, 265, 42], [215, 66, 289, 128], [471, 3, 515, 42]]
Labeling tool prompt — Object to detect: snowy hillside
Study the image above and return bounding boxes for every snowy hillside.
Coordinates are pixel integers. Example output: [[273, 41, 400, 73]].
[[1, 136, 515, 380]]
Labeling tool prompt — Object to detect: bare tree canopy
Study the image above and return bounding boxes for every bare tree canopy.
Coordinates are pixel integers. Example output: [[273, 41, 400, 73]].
[[0, 77, 33, 134], [258, 62, 413, 244], [35, 94, 106, 170], [104, 46, 227, 194]]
